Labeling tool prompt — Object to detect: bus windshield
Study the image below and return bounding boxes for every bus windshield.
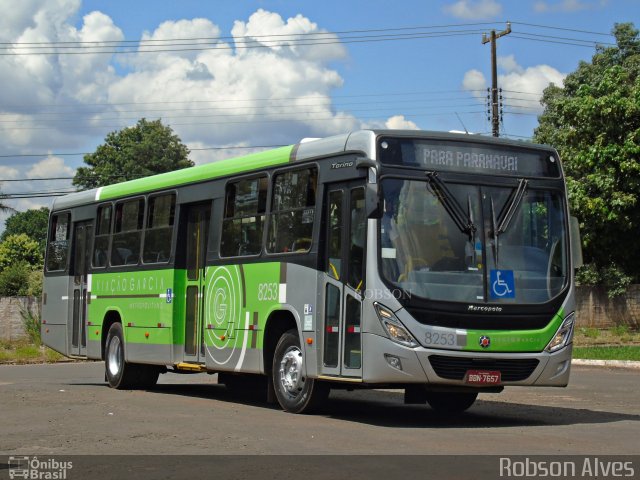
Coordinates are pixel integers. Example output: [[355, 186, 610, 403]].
[[380, 178, 568, 304]]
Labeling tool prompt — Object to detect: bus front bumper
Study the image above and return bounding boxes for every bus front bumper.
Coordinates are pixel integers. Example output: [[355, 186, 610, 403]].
[[362, 332, 572, 387]]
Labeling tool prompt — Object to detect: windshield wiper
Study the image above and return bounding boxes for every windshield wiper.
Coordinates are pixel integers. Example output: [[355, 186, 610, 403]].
[[426, 171, 476, 238], [490, 178, 529, 265]]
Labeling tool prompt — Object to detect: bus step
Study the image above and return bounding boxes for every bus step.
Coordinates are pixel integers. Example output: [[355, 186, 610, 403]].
[[175, 362, 207, 372]]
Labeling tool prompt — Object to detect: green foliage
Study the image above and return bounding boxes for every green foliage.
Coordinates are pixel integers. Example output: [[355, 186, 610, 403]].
[[575, 262, 632, 298], [0, 262, 32, 296], [20, 303, 41, 346], [27, 270, 43, 298], [0, 234, 43, 271], [534, 23, 640, 292], [581, 327, 600, 339], [1, 207, 49, 255], [73, 118, 193, 189], [610, 325, 630, 336]]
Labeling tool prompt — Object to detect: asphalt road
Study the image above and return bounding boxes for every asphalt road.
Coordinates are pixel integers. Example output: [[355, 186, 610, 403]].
[[0, 362, 638, 455]]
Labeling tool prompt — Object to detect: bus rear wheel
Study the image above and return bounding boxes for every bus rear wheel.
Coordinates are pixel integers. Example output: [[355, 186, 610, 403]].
[[105, 322, 159, 389], [272, 329, 329, 414], [425, 391, 478, 413]]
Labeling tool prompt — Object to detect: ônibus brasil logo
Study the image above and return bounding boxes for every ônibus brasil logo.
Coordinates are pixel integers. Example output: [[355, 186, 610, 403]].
[[479, 336, 491, 348]]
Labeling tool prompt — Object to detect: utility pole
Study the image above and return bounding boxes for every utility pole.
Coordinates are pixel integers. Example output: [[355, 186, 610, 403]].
[[482, 22, 511, 137]]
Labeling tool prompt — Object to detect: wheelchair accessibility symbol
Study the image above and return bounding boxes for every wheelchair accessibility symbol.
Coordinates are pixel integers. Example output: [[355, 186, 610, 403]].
[[490, 270, 515, 299]]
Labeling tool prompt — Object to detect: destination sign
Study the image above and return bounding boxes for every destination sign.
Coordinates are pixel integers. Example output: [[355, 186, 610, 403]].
[[378, 138, 560, 178]]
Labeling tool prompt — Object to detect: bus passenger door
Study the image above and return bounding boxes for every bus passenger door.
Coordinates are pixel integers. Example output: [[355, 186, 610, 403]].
[[181, 203, 211, 363], [322, 183, 366, 379], [70, 221, 92, 357]]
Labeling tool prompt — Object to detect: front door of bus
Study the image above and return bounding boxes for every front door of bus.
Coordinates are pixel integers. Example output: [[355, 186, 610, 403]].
[[70, 221, 92, 357], [322, 183, 366, 378], [182, 203, 211, 363]]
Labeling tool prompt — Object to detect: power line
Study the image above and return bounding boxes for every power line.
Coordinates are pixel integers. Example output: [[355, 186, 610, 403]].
[[0, 95, 483, 118], [1, 89, 486, 111], [0, 144, 286, 159], [1, 110, 486, 131], [0, 29, 488, 56], [509, 21, 613, 37]]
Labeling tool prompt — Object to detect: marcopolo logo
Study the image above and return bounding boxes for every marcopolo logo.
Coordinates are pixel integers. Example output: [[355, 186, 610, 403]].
[[8, 456, 73, 479], [468, 304, 503, 313]]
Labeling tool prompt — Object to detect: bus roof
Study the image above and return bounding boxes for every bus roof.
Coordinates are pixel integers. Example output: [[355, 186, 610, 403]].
[[52, 129, 554, 211]]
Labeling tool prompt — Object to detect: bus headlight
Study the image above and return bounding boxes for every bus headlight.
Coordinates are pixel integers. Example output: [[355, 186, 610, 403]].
[[546, 312, 575, 353], [374, 303, 419, 348]]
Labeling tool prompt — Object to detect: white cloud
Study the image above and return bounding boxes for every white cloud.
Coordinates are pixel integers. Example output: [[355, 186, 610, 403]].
[[462, 56, 565, 113], [443, 0, 502, 19], [534, 0, 607, 12], [27, 156, 75, 178], [0, 166, 20, 180], [384, 115, 419, 130], [462, 69, 487, 92]]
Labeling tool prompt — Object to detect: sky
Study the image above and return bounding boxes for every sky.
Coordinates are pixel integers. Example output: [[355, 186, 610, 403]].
[[0, 0, 637, 228]]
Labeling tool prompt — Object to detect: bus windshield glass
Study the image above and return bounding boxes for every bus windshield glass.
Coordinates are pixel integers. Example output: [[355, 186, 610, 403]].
[[380, 178, 568, 304]]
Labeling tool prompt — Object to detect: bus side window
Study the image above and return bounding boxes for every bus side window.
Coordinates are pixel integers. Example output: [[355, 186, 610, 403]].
[[220, 176, 267, 257], [143, 194, 176, 263], [46, 212, 71, 272], [93, 205, 111, 268], [267, 168, 317, 254], [349, 188, 366, 291], [111, 198, 144, 266]]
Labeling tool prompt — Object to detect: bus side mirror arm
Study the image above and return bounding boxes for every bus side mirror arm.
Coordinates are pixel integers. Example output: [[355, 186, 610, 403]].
[[356, 157, 382, 219], [570, 216, 583, 270]]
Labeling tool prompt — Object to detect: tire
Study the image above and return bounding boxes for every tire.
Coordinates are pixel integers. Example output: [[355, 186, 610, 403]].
[[105, 322, 159, 389], [425, 392, 478, 413], [272, 329, 329, 413]]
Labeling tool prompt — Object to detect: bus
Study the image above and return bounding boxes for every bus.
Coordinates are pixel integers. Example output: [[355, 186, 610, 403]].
[[42, 129, 582, 414]]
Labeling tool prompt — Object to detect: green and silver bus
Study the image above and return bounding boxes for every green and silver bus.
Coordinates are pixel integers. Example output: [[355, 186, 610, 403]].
[[42, 130, 582, 413]]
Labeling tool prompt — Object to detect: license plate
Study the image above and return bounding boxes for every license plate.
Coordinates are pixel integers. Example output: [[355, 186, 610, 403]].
[[465, 370, 501, 385]]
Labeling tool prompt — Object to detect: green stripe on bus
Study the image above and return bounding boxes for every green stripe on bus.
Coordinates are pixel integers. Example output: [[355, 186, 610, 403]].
[[463, 308, 565, 353], [98, 145, 294, 201]]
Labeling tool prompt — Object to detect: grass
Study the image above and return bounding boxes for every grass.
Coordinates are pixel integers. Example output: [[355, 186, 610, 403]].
[[573, 325, 640, 347], [0, 339, 65, 365], [1, 325, 639, 364], [573, 346, 640, 361]]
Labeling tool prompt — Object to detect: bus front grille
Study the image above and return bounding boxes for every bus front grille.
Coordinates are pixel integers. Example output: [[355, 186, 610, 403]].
[[428, 355, 540, 382]]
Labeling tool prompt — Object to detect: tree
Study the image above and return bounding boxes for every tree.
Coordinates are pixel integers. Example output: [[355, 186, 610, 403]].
[[1, 207, 49, 254], [73, 118, 193, 189], [0, 234, 43, 271], [534, 23, 640, 293]]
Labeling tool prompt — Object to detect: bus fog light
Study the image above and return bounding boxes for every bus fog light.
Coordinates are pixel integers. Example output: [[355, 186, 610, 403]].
[[546, 313, 575, 353], [384, 354, 403, 371], [374, 303, 419, 348]]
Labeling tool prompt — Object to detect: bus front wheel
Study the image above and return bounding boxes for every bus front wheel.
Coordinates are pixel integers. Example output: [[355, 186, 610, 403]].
[[425, 391, 478, 413], [105, 322, 159, 389], [272, 329, 329, 413]]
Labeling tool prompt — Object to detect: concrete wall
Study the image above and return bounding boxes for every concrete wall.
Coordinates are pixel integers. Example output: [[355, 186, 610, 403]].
[[575, 285, 640, 329], [0, 297, 39, 341], [1, 288, 639, 341]]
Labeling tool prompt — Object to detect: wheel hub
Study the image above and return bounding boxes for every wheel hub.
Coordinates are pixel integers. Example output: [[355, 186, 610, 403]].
[[279, 346, 304, 396], [107, 336, 122, 377]]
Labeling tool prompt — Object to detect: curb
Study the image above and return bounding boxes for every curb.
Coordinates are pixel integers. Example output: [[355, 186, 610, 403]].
[[572, 359, 640, 369]]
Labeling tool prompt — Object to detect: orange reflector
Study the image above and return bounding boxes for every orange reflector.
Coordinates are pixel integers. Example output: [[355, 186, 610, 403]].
[[220, 335, 226, 340], [95, 330, 99, 335], [306, 338, 313, 345], [145, 332, 149, 338], [45, 329, 49, 333]]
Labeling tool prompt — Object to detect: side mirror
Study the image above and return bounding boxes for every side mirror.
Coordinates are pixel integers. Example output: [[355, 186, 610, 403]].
[[570, 216, 583, 269], [356, 157, 382, 219]]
